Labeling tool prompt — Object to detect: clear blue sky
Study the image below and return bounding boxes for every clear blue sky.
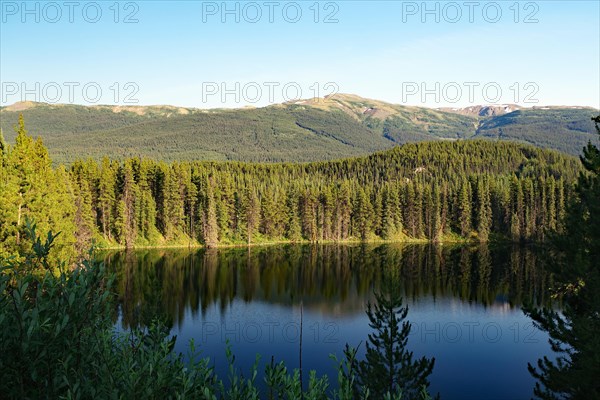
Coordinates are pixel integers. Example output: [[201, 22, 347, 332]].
[[1, 0, 599, 108]]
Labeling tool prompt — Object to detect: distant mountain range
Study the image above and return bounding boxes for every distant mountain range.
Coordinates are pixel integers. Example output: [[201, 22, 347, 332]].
[[1, 94, 598, 163]]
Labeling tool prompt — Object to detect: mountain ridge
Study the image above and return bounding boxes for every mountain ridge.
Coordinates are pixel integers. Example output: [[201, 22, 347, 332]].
[[4, 93, 596, 116], [1, 94, 598, 163]]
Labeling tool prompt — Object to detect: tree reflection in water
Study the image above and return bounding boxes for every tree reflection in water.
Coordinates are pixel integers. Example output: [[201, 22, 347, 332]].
[[102, 243, 552, 330]]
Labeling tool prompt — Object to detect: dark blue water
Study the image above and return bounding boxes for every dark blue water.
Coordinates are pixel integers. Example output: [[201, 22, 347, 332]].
[[106, 244, 554, 400]]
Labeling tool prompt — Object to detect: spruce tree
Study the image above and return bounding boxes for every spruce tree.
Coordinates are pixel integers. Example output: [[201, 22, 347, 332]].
[[286, 189, 302, 242], [381, 185, 395, 240], [357, 269, 436, 399], [458, 178, 472, 238], [98, 157, 116, 241], [525, 115, 600, 399], [476, 177, 492, 242], [244, 187, 260, 244], [353, 187, 372, 240], [203, 177, 219, 248]]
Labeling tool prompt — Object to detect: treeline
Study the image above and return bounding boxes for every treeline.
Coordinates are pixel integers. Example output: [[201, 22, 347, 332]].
[[0, 116, 583, 258]]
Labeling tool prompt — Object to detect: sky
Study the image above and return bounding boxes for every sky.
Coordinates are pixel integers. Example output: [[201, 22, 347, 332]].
[[1, 0, 599, 109]]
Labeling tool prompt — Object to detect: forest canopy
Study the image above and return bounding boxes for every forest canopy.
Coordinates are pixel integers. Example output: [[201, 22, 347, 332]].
[[0, 115, 584, 260]]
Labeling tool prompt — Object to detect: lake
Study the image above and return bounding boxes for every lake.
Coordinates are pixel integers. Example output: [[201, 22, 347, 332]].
[[103, 244, 554, 400]]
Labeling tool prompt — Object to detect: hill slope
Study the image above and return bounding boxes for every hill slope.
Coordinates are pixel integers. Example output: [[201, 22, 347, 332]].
[[1, 94, 597, 163]]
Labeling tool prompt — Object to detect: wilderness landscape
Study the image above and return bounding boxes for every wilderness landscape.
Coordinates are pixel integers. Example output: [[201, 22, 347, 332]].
[[1, 94, 597, 163], [1, 1, 599, 399]]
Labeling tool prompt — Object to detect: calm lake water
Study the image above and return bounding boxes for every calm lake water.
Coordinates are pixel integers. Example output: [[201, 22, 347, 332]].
[[103, 244, 554, 400]]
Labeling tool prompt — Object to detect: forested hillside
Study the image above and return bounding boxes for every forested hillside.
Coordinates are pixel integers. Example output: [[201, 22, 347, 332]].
[[475, 108, 599, 155], [1, 95, 596, 164], [0, 116, 583, 259]]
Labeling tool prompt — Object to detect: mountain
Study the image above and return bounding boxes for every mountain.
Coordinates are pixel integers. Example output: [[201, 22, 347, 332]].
[[0, 94, 597, 164], [439, 104, 522, 117]]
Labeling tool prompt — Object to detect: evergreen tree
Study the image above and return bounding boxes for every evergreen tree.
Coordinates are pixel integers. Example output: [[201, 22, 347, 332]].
[[476, 177, 492, 242], [357, 269, 436, 399], [0, 116, 77, 261], [334, 182, 352, 240], [458, 178, 472, 238], [353, 187, 372, 240], [381, 185, 396, 240], [202, 177, 219, 248], [510, 176, 524, 241], [546, 176, 557, 232], [116, 161, 137, 247], [525, 115, 600, 399], [0, 115, 584, 255], [243, 187, 260, 244], [71, 171, 96, 253], [261, 189, 278, 238], [300, 189, 318, 241], [98, 157, 116, 241], [319, 186, 334, 241], [161, 165, 184, 239], [286, 189, 302, 242]]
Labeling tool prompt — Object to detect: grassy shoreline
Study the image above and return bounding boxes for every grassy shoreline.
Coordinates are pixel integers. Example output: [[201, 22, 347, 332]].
[[95, 234, 517, 251]]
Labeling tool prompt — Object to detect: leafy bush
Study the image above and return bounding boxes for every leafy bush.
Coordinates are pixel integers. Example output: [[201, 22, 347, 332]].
[[1, 224, 434, 399]]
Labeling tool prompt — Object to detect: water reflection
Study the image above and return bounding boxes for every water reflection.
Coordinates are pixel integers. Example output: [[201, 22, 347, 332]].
[[103, 243, 551, 330]]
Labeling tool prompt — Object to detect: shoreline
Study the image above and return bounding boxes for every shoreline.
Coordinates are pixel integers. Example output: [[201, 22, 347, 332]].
[[95, 236, 520, 251]]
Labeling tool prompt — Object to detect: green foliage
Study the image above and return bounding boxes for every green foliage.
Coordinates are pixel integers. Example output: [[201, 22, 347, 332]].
[[355, 270, 436, 400], [1, 100, 597, 164], [0, 222, 115, 398], [525, 115, 600, 399], [63, 139, 576, 249], [0, 225, 436, 399], [0, 116, 76, 262], [0, 115, 585, 257], [476, 108, 599, 156]]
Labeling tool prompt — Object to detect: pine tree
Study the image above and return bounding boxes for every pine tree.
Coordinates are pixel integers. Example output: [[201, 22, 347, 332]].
[[476, 177, 492, 242], [202, 177, 219, 248], [546, 176, 557, 232], [0, 115, 585, 255], [300, 189, 318, 241], [353, 187, 372, 240], [381, 185, 395, 240], [403, 182, 417, 238], [286, 189, 302, 242], [161, 165, 184, 240], [458, 178, 472, 238], [389, 184, 403, 235], [98, 157, 116, 241], [116, 161, 137, 247], [556, 177, 566, 233], [510, 176, 524, 241], [334, 182, 352, 240], [319, 186, 334, 241], [0, 116, 77, 261], [72, 172, 96, 253], [261, 189, 278, 238], [181, 165, 198, 240], [525, 115, 600, 399], [244, 187, 260, 244], [357, 269, 436, 399]]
